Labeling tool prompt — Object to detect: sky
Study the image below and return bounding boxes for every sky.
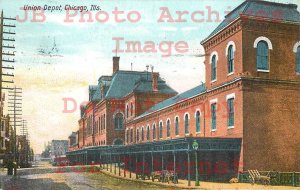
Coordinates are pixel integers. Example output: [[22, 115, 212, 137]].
[[0, 0, 298, 154]]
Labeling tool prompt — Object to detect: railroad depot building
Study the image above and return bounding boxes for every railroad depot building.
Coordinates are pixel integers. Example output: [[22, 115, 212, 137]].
[[67, 0, 300, 181], [77, 57, 177, 148]]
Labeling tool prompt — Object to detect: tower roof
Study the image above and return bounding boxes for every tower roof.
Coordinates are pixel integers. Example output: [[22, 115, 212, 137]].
[[201, 0, 300, 44]]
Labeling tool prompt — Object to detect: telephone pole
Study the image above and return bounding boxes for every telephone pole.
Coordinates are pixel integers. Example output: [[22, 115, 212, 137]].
[[8, 87, 22, 164], [0, 11, 16, 161], [21, 119, 29, 166]]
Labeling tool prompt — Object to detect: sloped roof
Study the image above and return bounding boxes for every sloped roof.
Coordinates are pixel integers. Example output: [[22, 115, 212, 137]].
[[92, 77, 112, 101], [91, 85, 101, 101], [133, 80, 176, 94], [135, 84, 206, 120], [202, 0, 300, 44], [105, 71, 177, 99]]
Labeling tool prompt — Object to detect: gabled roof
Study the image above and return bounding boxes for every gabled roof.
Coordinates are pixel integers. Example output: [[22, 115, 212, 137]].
[[105, 70, 177, 99], [201, 0, 300, 44], [135, 84, 206, 120]]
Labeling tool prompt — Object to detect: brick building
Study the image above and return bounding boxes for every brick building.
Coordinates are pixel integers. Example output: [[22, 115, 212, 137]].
[[68, 131, 78, 151], [0, 115, 11, 165], [125, 0, 300, 172], [68, 0, 300, 178], [77, 57, 177, 149]]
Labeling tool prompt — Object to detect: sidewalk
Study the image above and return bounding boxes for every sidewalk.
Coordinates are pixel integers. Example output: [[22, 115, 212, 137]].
[[93, 164, 299, 190], [0, 168, 14, 190]]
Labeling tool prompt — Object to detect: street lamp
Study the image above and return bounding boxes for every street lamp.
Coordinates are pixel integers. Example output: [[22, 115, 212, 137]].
[[192, 140, 200, 186]]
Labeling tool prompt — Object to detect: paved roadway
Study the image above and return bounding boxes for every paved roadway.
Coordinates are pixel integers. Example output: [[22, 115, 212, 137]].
[[0, 162, 168, 190]]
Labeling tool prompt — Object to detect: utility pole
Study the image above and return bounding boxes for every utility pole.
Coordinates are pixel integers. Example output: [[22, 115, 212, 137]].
[[8, 87, 22, 165], [21, 119, 29, 166], [0, 11, 16, 160]]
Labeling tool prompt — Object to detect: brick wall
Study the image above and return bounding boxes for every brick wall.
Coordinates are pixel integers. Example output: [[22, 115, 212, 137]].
[[242, 18, 300, 81], [243, 80, 300, 171], [203, 20, 243, 90]]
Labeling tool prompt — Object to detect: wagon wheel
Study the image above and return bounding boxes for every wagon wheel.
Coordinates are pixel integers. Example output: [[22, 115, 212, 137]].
[[265, 179, 270, 186]]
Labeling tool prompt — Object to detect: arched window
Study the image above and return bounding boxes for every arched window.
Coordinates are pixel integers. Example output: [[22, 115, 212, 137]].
[[103, 114, 106, 129], [211, 55, 217, 81], [98, 117, 101, 133], [146, 125, 150, 141], [114, 113, 123, 129], [196, 111, 200, 132], [100, 116, 102, 131], [227, 45, 234, 73], [126, 105, 129, 118], [130, 102, 133, 116], [257, 41, 269, 70], [159, 121, 163, 138], [141, 127, 144, 141], [136, 128, 139, 142], [184, 114, 189, 134], [130, 128, 133, 143], [175, 117, 179, 136], [126, 130, 129, 144], [297, 46, 300, 73], [166, 120, 170, 137], [152, 124, 156, 140]]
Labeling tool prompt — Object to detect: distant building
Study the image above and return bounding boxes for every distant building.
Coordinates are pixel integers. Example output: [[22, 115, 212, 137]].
[[50, 140, 68, 158], [17, 135, 31, 167], [68, 131, 78, 151], [0, 93, 12, 166]]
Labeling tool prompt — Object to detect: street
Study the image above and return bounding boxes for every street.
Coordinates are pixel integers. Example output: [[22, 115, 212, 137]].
[[0, 162, 168, 190]]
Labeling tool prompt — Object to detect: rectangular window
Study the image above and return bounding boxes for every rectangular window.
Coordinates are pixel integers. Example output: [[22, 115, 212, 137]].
[[211, 103, 217, 131], [228, 98, 234, 127]]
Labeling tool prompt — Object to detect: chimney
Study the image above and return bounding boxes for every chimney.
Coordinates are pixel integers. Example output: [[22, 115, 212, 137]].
[[113, 56, 120, 74], [152, 72, 159, 92]]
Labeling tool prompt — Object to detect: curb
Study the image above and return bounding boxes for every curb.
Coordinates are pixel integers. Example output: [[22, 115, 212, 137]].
[[94, 167, 206, 190]]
